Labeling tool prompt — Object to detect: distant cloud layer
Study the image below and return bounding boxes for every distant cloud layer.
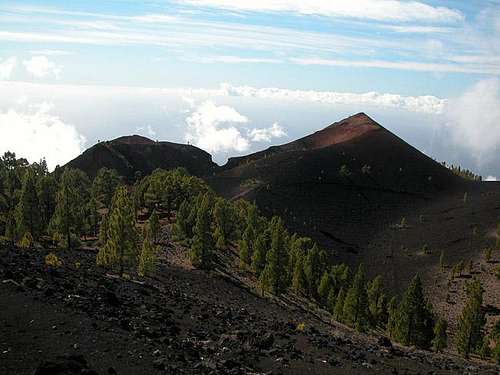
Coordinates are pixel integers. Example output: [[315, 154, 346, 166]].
[[445, 78, 500, 163], [0, 79, 498, 177], [0, 104, 85, 170], [221, 83, 446, 114]]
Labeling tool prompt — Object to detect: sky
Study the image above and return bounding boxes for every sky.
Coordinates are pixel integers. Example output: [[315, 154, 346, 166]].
[[0, 1, 499, 179]]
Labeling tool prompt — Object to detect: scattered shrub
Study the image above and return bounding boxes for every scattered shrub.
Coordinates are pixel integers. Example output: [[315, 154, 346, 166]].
[[18, 232, 33, 249], [45, 252, 62, 268]]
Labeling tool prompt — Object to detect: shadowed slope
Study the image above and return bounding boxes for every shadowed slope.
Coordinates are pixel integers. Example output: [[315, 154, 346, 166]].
[[66, 135, 218, 181]]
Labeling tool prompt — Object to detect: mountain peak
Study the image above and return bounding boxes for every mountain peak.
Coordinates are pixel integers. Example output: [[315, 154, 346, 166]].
[[112, 135, 156, 145]]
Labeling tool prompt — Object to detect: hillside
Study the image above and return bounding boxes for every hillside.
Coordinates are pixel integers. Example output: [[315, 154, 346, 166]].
[[66, 135, 218, 181]]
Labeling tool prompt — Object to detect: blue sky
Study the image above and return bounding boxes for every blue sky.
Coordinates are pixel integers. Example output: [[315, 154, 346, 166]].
[[1, 1, 500, 178]]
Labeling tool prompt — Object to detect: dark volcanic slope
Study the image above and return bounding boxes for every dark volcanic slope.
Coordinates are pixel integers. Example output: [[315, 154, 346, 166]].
[[208, 113, 480, 282], [67, 135, 218, 181]]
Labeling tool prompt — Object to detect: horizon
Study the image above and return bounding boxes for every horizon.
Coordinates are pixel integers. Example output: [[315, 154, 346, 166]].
[[1, 1, 500, 179]]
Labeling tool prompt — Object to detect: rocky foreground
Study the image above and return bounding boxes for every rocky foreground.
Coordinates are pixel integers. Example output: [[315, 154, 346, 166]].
[[0, 245, 497, 375]]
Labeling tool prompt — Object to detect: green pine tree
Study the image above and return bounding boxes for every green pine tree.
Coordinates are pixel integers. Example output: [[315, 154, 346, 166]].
[[96, 186, 138, 274], [99, 213, 108, 245], [148, 209, 160, 244], [239, 205, 257, 268], [333, 287, 346, 322], [317, 270, 333, 305], [327, 288, 337, 313], [173, 199, 190, 239], [213, 198, 236, 248], [304, 243, 326, 298], [261, 217, 289, 295], [455, 278, 485, 358], [138, 232, 158, 277], [91, 168, 121, 208], [50, 168, 89, 250], [190, 193, 212, 269], [16, 168, 41, 239], [4, 212, 16, 245], [392, 275, 434, 348], [367, 275, 387, 327], [37, 174, 57, 234], [387, 296, 398, 338], [251, 233, 267, 276], [291, 253, 307, 294], [432, 318, 448, 352], [343, 263, 370, 332]]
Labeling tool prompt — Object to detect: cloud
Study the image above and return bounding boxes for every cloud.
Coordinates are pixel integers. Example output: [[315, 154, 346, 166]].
[[485, 175, 498, 181], [0, 57, 17, 80], [0, 104, 86, 170], [290, 57, 500, 75], [220, 83, 446, 114], [185, 100, 250, 153], [23, 56, 62, 79], [30, 49, 71, 56], [136, 125, 157, 138], [249, 123, 286, 142], [445, 78, 500, 162], [200, 55, 282, 64], [181, 0, 463, 23]]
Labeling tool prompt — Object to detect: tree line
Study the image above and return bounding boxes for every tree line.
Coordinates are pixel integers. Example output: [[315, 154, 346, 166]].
[[1, 151, 498, 363]]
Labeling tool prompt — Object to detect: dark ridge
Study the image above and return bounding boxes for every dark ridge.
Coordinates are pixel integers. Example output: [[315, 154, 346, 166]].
[[65, 135, 218, 181]]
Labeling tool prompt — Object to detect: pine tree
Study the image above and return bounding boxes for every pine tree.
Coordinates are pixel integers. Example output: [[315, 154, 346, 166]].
[[148, 209, 160, 244], [37, 174, 57, 234], [251, 233, 267, 276], [239, 204, 257, 268], [455, 278, 485, 358], [190, 193, 212, 269], [99, 213, 109, 245], [327, 288, 336, 313], [343, 263, 370, 332], [291, 253, 307, 294], [96, 186, 138, 274], [50, 168, 88, 250], [304, 243, 326, 298], [317, 271, 333, 305], [92, 168, 121, 208], [432, 318, 448, 352], [333, 287, 346, 322], [367, 275, 387, 327], [138, 232, 158, 277], [213, 198, 236, 248], [392, 275, 434, 348], [16, 168, 41, 239], [261, 217, 289, 295], [387, 296, 398, 338], [4, 212, 16, 245], [173, 199, 190, 239], [85, 197, 99, 238]]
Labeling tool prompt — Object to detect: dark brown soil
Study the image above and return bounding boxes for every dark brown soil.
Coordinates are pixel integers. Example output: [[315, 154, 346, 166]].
[[1, 242, 496, 375]]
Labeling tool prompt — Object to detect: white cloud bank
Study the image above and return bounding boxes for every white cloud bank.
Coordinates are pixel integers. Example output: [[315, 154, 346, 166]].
[[220, 83, 446, 114], [249, 123, 286, 142], [485, 176, 498, 181], [0, 57, 17, 80], [0, 104, 86, 170], [184, 100, 287, 154], [445, 78, 500, 162], [185, 100, 250, 153], [23, 56, 62, 79], [182, 0, 463, 23]]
